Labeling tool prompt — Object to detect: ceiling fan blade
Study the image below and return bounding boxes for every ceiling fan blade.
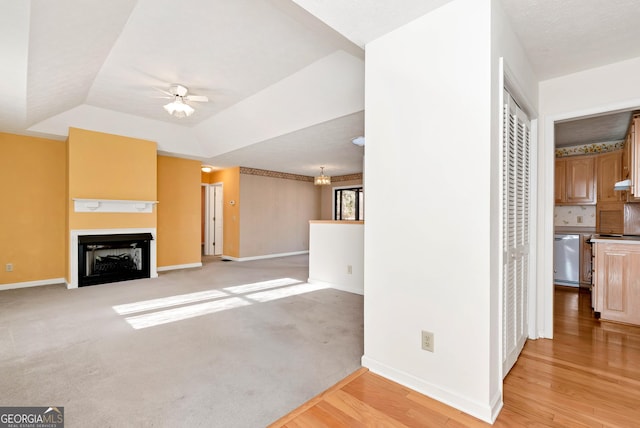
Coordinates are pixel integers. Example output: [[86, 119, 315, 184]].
[[185, 95, 208, 102], [152, 87, 173, 96]]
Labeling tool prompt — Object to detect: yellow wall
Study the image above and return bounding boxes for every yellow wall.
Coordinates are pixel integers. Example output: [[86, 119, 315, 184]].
[[157, 156, 202, 267], [67, 128, 157, 231], [209, 167, 240, 258], [0, 133, 66, 285]]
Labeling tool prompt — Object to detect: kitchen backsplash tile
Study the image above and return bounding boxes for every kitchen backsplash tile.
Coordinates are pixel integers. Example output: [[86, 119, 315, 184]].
[[554, 205, 596, 227]]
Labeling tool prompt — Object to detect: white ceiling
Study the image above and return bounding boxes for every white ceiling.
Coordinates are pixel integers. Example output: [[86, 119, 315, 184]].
[[500, 0, 640, 80], [3, 1, 640, 175]]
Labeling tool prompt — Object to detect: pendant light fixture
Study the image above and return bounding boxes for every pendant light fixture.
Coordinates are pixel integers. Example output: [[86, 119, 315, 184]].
[[314, 166, 331, 186]]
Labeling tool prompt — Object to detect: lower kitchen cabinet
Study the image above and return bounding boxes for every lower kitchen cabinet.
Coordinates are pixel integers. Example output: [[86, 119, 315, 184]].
[[592, 240, 640, 325]]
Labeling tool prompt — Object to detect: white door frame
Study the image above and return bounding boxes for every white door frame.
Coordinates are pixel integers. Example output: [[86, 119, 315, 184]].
[[204, 183, 223, 256], [499, 58, 539, 381], [540, 99, 640, 339]]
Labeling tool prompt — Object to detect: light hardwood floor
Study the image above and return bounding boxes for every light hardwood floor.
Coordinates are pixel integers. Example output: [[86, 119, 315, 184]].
[[270, 286, 640, 427]]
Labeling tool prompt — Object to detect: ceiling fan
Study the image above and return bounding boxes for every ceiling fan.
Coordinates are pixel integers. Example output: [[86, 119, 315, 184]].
[[160, 84, 208, 118]]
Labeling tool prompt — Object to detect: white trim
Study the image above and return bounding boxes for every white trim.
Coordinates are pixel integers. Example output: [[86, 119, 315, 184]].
[[157, 262, 202, 272], [73, 199, 158, 213], [528, 117, 539, 340], [361, 355, 496, 424], [503, 61, 538, 118], [489, 388, 504, 423], [221, 250, 308, 262], [69, 228, 157, 289], [203, 184, 211, 255], [0, 278, 66, 291], [307, 278, 363, 295]]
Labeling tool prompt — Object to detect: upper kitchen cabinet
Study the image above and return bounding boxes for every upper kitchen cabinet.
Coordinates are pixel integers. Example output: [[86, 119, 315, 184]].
[[554, 158, 566, 204], [626, 114, 640, 202], [597, 150, 624, 202], [555, 156, 596, 205]]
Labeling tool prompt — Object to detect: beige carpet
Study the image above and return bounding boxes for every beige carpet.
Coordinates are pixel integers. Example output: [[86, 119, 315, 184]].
[[0, 255, 363, 427]]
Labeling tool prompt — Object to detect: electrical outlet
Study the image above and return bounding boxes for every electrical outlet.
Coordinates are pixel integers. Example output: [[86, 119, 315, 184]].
[[347, 265, 352, 274], [421, 330, 434, 352], [577, 216, 583, 224], [6, 263, 13, 272]]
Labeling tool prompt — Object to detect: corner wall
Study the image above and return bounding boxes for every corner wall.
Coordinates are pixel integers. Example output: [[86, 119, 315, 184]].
[[363, 0, 496, 421], [66, 127, 157, 284], [67, 128, 157, 231], [0, 133, 66, 285], [157, 156, 202, 268]]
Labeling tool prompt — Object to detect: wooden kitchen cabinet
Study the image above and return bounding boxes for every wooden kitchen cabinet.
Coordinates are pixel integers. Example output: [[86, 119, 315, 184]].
[[580, 234, 592, 285], [593, 241, 640, 325], [555, 156, 596, 205], [554, 159, 566, 204], [622, 128, 632, 180], [596, 201, 624, 235], [596, 150, 623, 202], [627, 114, 640, 202]]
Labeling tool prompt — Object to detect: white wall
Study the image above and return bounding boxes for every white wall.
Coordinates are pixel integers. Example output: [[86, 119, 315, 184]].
[[308, 222, 364, 295], [363, 0, 537, 422], [538, 56, 640, 338], [364, 0, 496, 421]]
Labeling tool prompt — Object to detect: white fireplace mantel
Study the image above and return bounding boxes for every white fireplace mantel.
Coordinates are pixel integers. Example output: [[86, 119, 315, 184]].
[[68, 228, 158, 289], [73, 198, 158, 213]]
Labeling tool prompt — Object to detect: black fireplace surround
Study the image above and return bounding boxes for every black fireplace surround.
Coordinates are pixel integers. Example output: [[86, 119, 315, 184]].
[[78, 233, 153, 287]]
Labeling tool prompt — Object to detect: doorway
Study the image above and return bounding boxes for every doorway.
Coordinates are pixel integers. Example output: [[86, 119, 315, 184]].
[[545, 106, 639, 338], [204, 183, 224, 256]]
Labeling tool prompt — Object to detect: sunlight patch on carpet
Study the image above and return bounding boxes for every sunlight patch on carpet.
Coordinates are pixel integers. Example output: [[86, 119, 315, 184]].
[[114, 278, 329, 329]]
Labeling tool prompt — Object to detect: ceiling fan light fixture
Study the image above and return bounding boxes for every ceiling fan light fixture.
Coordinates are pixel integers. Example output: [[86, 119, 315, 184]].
[[163, 97, 195, 118], [314, 166, 331, 186]]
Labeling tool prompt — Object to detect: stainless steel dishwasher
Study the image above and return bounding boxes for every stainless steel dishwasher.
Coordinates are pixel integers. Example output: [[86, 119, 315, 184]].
[[554, 234, 580, 287]]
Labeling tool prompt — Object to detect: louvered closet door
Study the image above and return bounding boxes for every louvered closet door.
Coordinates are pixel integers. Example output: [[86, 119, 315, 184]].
[[502, 90, 531, 377]]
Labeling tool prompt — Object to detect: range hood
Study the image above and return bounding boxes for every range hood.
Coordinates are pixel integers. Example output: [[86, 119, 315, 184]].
[[614, 179, 632, 191]]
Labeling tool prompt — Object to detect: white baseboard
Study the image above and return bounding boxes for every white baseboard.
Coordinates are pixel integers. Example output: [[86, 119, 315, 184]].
[[157, 262, 202, 272], [307, 278, 363, 295], [0, 278, 66, 291], [490, 387, 503, 423], [221, 250, 308, 262], [361, 355, 497, 424]]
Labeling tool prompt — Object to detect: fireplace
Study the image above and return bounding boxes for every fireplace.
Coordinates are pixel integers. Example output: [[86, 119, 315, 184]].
[[78, 233, 153, 287]]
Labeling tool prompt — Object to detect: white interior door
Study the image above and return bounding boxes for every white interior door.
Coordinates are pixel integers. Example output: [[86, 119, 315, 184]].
[[502, 89, 531, 377], [208, 184, 223, 255]]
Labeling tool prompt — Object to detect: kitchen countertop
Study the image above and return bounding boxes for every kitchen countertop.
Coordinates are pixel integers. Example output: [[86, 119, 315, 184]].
[[590, 234, 640, 244], [554, 226, 596, 234]]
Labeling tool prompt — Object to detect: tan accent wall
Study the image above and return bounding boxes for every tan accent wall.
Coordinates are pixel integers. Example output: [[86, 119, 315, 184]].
[[239, 173, 320, 258], [320, 178, 363, 220], [157, 156, 202, 267], [0, 133, 67, 285]]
